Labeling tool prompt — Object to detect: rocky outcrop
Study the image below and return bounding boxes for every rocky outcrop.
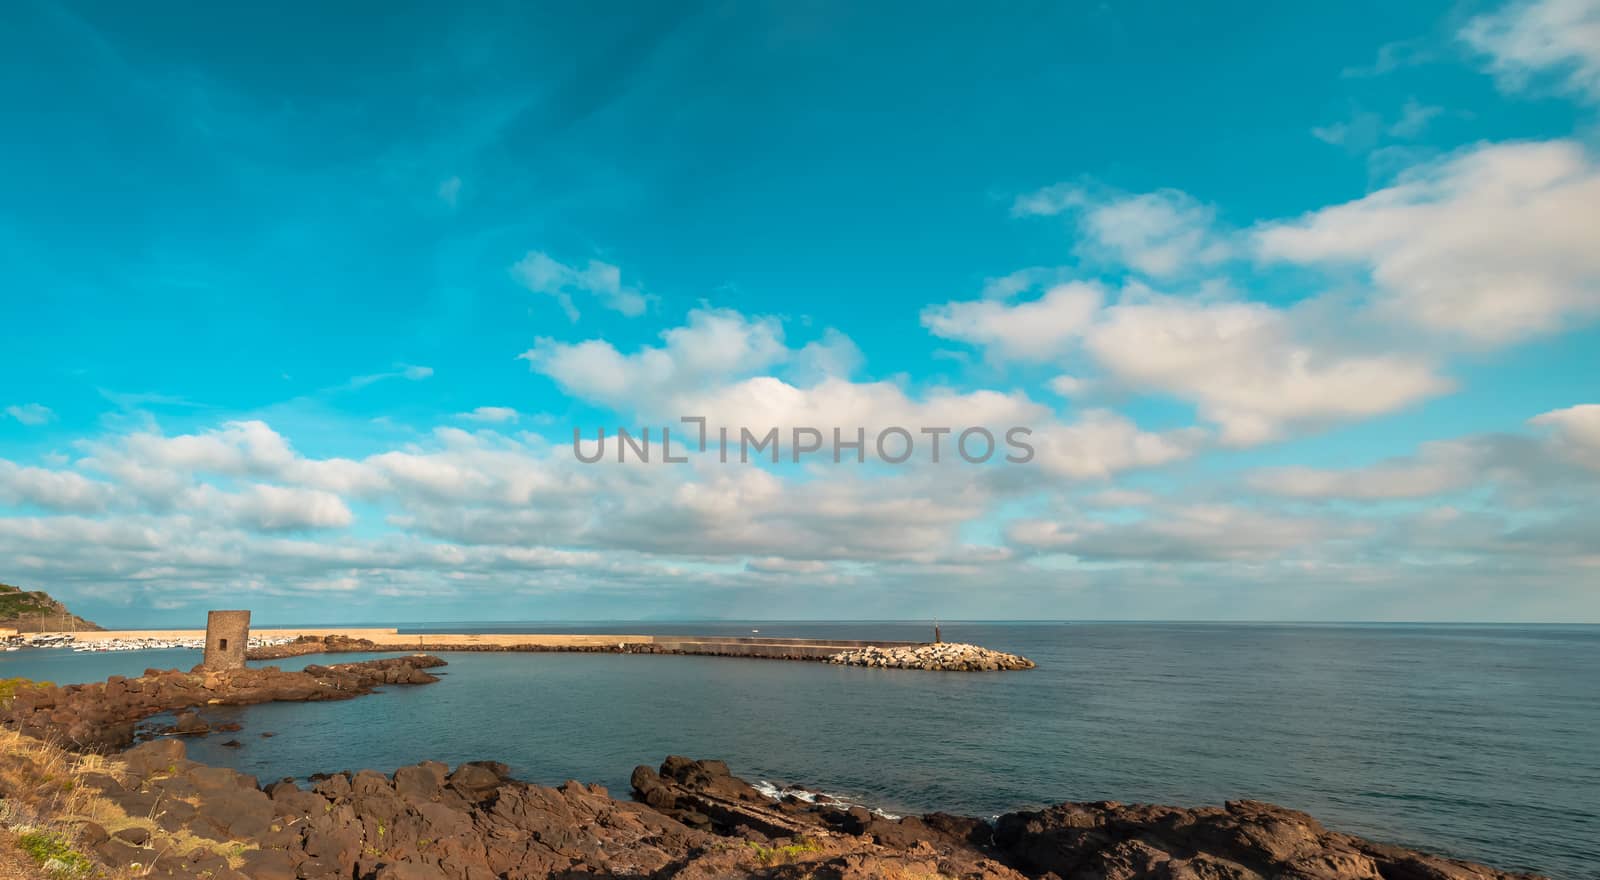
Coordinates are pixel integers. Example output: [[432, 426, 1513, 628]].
[[630, 758, 1544, 879], [990, 799, 1545, 880], [0, 737, 1545, 880], [246, 633, 381, 660], [76, 740, 714, 880], [829, 642, 1035, 671], [0, 655, 445, 750]]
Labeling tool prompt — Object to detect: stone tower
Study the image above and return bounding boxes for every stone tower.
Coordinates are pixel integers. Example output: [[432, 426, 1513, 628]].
[[202, 610, 250, 671]]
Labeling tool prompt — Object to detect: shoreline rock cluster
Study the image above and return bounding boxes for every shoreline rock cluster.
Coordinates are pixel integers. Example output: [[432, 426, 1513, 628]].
[[828, 642, 1036, 671], [246, 633, 382, 661], [0, 655, 445, 750], [0, 738, 1545, 880]]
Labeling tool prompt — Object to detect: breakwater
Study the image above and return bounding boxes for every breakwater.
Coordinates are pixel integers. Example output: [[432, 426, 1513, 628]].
[[19, 628, 1044, 670], [239, 631, 1036, 670]]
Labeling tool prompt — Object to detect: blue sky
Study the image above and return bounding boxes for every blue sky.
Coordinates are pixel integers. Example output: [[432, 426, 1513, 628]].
[[3, 0, 1599, 626]]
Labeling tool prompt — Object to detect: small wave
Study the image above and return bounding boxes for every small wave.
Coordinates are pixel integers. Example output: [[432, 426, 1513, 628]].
[[753, 780, 901, 819]]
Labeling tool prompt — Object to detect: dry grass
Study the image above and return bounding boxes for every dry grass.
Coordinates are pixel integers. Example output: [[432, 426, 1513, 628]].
[[0, 728, 256, 877]]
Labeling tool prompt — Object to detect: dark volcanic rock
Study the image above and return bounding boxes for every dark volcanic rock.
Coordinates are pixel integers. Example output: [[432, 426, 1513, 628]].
[[989, 799, 1545, 880], [0, 732, 1547, 880], [632, 755, 815, 837], [0, 653, 1550, 880], [0, 655, 445, 750]]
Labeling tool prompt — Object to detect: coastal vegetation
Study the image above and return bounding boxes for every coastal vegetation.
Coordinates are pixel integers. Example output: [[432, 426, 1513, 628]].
[[0, 727, 256, 878], [0, 676, 52, 707], [744, 836, 824, 865]]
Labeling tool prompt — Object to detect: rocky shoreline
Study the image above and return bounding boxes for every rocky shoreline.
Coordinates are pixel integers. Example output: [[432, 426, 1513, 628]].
[[1, 655, 444, 751], [0, 665, 1549, 879], [0, 736, 1545, 880]]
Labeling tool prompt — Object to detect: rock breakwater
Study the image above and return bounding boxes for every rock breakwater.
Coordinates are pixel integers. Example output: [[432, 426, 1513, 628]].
[[0, 655, 445, 750], [829, 642, 1035, 671]]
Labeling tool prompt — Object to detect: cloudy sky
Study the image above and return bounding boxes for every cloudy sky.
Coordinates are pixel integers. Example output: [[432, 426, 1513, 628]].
[[3, 0, 1599, 627]]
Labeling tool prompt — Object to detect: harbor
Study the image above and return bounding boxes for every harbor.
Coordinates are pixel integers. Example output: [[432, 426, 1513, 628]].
[[1, 620, 1035, 670], [2, 632, 299, 653]]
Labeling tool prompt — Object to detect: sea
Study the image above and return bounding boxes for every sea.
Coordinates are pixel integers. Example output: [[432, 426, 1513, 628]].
[[3, 621, 1595, 879]]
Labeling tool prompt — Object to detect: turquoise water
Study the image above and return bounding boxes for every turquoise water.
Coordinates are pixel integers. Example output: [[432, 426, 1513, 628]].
[[3, 622, 1595, 878]]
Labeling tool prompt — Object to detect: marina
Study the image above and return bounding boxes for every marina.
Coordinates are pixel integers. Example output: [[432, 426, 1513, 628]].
[[1, 632, 299, 653]]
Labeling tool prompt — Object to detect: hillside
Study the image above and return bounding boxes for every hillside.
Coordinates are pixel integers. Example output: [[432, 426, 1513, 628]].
[[0, 583, 102, 632]]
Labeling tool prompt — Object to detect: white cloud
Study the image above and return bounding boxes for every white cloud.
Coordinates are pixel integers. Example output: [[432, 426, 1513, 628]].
[[1530, 403, 1600, 470], [790, 328, 864, 384], [1461, 0, 1600, 101], [219, 484, 354, 532], [526, 303, 1201, 481], [1342, 38, 1435, 78], [1010, 183, 1082, 218], [979, 267, 1069, 299], [1013, 186, 1231, 278], [438, 175, 462, 208], [1256, 140, 1600, 345], [347, 364, 433, 390], [924, 280, 1449, 445], [1080, 488, 1155, 508], [1313, 108, 1385, 151], [1249, 442, 1480, 500], [0, 461, 115, 512], [458, 406, 520, 424], [6, 402, 1596, 619], [672, 376, 1044, 438], [921, 281, 1104, 360], [112, 420, 298, 477], [1029, 410, 1205, 479], [1388, 98, 1444, 138], [1048, 375, 1086, 397], [5, 403, 54, 426], [1312, 100, 1441, 153], [520, 307, 788, 409], [1084, 297, 1451, 445], [668, 377, 1200, 480], [1010, 503, 1365, 562], [1249, 403, 1600, 499], [746, 557, 831, 575], [510, 251, 651, 320]]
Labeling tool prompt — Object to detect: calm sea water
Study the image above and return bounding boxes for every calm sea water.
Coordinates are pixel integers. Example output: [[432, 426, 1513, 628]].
[[3, 622, 1595, 879]]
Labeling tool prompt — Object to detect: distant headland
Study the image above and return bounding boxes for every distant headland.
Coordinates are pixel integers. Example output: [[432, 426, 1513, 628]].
[[0, 582, 101, 633]]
